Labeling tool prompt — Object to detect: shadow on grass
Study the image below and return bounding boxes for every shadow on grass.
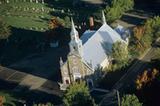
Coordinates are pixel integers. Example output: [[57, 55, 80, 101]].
[[43, 0, 102, 23], [0, 27, 71, 81], [0, 27, 45, 66]]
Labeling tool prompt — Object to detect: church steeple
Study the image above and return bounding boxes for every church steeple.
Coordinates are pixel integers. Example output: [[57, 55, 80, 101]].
[[69, 18, 83, 57], [70, 18, 79, 42], [102, 10, 106, 24]]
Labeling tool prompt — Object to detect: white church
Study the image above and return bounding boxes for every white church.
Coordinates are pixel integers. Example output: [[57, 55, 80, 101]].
[[59, 11, 129, 90]]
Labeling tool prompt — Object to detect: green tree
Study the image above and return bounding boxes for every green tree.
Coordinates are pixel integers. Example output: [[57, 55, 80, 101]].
[[104, 0, 134, 23], [0, 18, 11, 39], [63, 81, 96, 106], [111, 41, 129, 70], [144, 16, 160, 41], [121, 94, 142, 106]]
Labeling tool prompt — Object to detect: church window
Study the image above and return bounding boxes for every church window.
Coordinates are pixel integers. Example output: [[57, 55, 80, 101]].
[[75, 78, 80, 83], [73, 46, 76, 50], [65, 80, 69, 84]]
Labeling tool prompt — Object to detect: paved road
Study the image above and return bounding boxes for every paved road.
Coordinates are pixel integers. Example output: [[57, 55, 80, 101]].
[[0, 66, 62, 96], [112, 47, 156, 91]]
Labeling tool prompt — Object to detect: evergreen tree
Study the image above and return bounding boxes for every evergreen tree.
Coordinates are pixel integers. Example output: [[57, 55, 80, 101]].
[[63, 81, 96, 106]]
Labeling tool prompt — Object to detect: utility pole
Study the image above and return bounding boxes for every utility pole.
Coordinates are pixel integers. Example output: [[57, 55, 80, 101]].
[[116, 90, 121, 106]]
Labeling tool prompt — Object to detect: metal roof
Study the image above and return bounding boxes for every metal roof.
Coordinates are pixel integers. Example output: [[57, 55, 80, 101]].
[[81, 23, 124, 69]]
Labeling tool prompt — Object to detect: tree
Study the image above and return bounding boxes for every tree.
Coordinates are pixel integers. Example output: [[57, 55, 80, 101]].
[[144, 16, 160, 41], [47, 17, 66, 44], [0, 18, 11, 39], [48, 17, 62, 30], [0, 91, 16, 106], [104, 0, 134, 23], [111, 41, 129, 71], [121, 94, 142, 106], [129, 23, 152, 57], [63, 81, 96, 106], [135, 69, 159, 90]]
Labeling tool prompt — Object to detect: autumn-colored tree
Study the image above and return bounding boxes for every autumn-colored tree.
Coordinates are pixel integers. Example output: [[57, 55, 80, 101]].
[[46, 17, 66, 44], [0, 96, 5, 106], [48, 17, 62, 29], [133, 26, 145, 41], [135, 69, 159, 90]]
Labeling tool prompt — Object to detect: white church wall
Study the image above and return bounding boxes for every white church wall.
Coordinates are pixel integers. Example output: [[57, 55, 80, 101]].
[[100, 57, 109, 69]]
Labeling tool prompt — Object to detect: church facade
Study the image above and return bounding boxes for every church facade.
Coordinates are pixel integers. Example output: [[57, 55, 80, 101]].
[[59, 11, 129, 90]]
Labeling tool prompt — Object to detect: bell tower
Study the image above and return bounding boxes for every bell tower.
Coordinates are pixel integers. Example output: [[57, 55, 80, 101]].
[[69, 18, 83, 57]]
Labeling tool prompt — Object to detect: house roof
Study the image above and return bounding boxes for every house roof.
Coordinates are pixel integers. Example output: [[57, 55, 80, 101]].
[[81, 23, 124, 69]]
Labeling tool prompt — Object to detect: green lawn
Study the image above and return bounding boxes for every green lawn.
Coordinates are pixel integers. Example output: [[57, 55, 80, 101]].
[[0, 2, 53, 31]]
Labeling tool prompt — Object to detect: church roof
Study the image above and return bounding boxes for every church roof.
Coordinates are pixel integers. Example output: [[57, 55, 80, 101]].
[[81, 30, 96, 44], [81, 23, 124, 69]]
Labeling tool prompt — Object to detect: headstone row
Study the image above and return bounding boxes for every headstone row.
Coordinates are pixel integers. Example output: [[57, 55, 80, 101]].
[[0, 0, 45, 4]]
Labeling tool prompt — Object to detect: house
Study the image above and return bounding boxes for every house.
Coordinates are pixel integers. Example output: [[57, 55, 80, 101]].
[[59, 11, 129, 90]]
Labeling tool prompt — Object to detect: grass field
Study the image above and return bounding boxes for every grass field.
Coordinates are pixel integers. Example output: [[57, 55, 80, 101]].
[[0, 1, 53, 31]]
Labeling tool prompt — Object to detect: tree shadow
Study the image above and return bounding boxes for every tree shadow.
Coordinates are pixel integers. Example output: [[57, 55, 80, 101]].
[[120, 14, 146, 26], [134, 0, 160, 15], [0, 79, 62, 106], [0, 27, 70, 81], [99, 59, 150, 90], [0, 27, 45, 66], [43, 0, 102, 23]]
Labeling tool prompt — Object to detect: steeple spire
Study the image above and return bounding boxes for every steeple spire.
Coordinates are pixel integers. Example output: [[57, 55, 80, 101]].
[[69, 18, 83, 57], [70, 18, 79, 42], [60, 57, 63, 66], [102, 10, 106, 24]]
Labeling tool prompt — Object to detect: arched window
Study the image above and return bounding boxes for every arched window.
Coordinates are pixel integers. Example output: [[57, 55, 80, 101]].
[[73, 46, 76, 50], [65, 80, 69, 84]]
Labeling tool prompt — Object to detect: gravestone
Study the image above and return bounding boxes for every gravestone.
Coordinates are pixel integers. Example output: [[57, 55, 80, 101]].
[[41, 7, 44, 12], [0, 1, 2, 4], [30, 0, 32, 3], [26, 7, 29, 11], [40, 28, 44, 31], [35, 27, 38, 30], [32, 7, 35, 11], [61, 9, 64, 13], [40, 15, 44, 18], [42, 0, 44, 4], [6, 0, 9, 3], [23, 8, 26, 11], [36, 0, 38, 3]]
